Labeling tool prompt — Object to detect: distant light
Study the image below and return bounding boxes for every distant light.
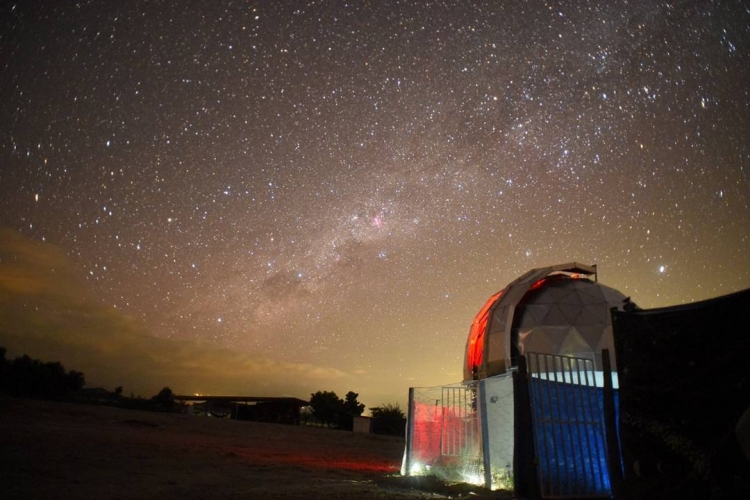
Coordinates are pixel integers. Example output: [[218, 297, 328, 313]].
[[217, 317, 222, 323], [658, 265, 666, 274]]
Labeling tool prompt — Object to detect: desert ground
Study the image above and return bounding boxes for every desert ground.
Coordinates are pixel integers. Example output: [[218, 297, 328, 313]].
[[0, 398, 511, 499]]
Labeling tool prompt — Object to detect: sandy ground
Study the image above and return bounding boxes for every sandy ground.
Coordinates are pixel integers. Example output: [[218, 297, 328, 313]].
[[0, 398, 511, 500]]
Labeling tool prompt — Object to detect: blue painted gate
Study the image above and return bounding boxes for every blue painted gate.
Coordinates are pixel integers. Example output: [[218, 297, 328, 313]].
[[526, 353, 616, 498]]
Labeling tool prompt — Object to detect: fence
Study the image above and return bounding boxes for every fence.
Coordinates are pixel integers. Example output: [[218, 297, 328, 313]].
[[404, 373, 515, 490], [524, 352, 615, 498], [404, 352, 619, 496], [403, 382, 479, 482], [440, 385, 478, 457]]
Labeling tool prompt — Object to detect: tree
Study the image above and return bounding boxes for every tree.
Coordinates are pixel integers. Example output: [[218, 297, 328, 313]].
[[152, 387, 176, 412], [2, 354, 84, 400], [66, 370, 85, 393], [371, 403, 406, 437], [309, 391, 344, 428], [343, 391, 365, 416], [339, 391, 366, 431]]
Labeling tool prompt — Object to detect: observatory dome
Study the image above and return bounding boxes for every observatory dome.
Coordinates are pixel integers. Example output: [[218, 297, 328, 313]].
[[464, 263, 634, 381]]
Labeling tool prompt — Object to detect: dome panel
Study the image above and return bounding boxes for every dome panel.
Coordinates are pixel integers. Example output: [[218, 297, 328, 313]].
[[576, 324, 610, 346], [575, 304, 607, 326], [522, 304, 550, 325], [558, 327, 592, 357], [560, 303, 584, 324], [516, 329, 552, 356], [576, 287, 607, 304], [557, 291, 584, 307], [520, 326, 571, 354], [533, 285, 569, 303], [542, 305, 571, 324]]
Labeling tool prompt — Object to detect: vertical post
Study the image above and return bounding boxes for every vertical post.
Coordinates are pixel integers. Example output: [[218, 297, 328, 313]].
[[514, 356, 541, 500], [403, 387, 415, 476], [478, 379, 493, 489], [602, 349, 623, 498]]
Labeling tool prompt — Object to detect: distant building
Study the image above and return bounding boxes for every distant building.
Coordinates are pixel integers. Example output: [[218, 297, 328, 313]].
[[76, 387, 120, 404], [352, 416, 371, 433], [174, 395, 308, 425]]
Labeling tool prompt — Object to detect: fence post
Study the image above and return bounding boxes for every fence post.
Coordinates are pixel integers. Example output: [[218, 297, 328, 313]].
[[403, 387, 415, 476], [602, 349, 624, 499], [477, 379, 493, 489], [513, 356, 541, 500]]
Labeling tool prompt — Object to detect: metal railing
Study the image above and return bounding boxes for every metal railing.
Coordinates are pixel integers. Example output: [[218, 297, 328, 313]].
[[440, 384, 478, 458]]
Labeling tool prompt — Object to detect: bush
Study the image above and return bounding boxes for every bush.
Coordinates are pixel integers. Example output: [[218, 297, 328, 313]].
[[371, 403, 406, 437], [151, 387, 177, 412]]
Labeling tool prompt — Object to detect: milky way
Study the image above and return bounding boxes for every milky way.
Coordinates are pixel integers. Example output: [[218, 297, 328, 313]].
[[1, 1, 749, 405]]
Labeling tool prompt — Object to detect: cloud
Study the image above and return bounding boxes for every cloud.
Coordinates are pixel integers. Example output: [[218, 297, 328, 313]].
[[0, 228, 349, 398]]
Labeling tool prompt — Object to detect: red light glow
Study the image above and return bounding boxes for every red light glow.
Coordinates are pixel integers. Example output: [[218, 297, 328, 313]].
[[467, 290, 503, 376], [529, 278, 547, 291]]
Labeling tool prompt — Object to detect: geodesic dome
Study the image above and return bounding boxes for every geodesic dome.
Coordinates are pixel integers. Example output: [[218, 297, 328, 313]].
[[464, 263, 634, 381]]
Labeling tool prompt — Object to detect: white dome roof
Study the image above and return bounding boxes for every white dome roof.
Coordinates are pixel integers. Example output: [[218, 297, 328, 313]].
[[464, 263, 633, 381]]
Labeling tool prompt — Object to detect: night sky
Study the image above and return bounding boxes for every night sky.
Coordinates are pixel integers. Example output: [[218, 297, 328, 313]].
[[1, 1, 749, 407]]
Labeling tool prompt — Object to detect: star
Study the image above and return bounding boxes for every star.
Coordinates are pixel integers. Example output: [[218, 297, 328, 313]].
[[0, 0, 747, 407]]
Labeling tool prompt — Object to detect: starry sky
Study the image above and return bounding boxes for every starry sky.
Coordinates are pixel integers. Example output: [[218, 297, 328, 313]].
[[1, 0, 749, 408]]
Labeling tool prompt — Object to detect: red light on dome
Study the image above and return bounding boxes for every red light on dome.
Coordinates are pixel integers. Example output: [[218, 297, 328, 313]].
[[467, 290, 503, 375], [529, 278, 547, 291]]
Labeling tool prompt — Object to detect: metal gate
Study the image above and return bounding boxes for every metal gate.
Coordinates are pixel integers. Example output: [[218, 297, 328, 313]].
[[526, 353, 611, 498], [440, 384, 479, 458]]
